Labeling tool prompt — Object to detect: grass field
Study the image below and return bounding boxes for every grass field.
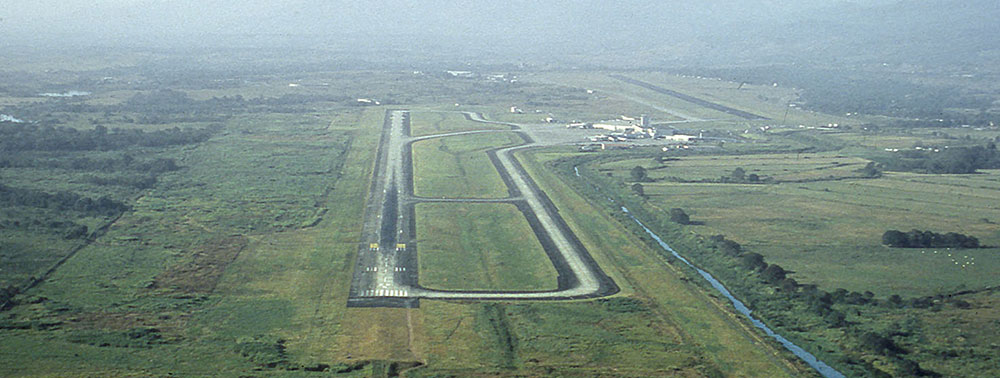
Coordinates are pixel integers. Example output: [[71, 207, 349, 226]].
[[513, 149, 807, 377], [408, 111, 508, 137], [0, 107, 377, 375], [599, 154, 1000, 298], [603, 152, 873, 183], [415, 203, 557, 291], [11, 64, 998, 376], [411, 132, 522, 199]]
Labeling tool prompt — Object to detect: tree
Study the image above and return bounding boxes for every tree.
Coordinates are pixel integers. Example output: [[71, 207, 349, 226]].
[[64, 225, 88, 240], [762, 264, 787, 283], [630, 165, 648, 182], [717, 239, 742, 256], [631, 183, 645, 197], [730, 167, 746, 182], [780, 277, 799, 293], [860, 162, 882, 178], [860, 332, 905, 355], [887, 294, 903, 308], [882, 230, 908, 247], [824, 310, 846, 328], [669, 208, 690, 225], [741, 253, 767, 271]]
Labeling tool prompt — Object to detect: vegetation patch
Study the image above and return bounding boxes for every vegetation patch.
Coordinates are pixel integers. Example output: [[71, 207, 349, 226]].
[[882, 229, 981, 249], [67, 327, 169, 348], [598, 296, 648, 313], [415, 203, 558, 291], [152, 235, 248, 293], [411, 132, 522, 199], [564, 144, 1000, 376], [235, 335, 290, 368], [474, 303, 518, 370], [409, 111, 507, 137]]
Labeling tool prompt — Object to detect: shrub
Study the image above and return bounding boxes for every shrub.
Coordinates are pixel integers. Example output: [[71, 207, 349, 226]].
[[669, 208, 690, 225]]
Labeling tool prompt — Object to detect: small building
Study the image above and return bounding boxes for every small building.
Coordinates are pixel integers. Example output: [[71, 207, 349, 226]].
[[660, 134, 696, 142], [446, 70, 475, 78]]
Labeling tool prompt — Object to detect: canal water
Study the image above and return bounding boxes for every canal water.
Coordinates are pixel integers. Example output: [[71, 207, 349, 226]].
[[575, 166, 844, 378]]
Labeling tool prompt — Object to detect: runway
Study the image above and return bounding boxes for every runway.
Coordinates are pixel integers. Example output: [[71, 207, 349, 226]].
[[347, 110, 617, 308]]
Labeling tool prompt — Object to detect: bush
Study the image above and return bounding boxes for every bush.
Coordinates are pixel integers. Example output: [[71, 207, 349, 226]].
[[67, 328, 166, 348], [599, 297, 648, 313], [824, 311, 846, 328], [669, 208, 690, 225], [741, 253, 767, 271], [762, 264, 787, 283], [235, 335, 288, 368], [860, 332, 906, 356]]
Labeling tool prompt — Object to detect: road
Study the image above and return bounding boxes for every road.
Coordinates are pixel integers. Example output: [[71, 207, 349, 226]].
[[347, 110, 617, 308]]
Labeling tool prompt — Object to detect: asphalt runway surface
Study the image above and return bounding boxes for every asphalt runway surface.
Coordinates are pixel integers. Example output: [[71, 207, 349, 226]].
[[347, 110, 618, 308], [609, 74, 770, 120]]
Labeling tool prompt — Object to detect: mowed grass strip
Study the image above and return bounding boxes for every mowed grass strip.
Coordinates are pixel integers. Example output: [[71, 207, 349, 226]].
[[517, 149, 801, 377], [416, 203, 557, 291], [409, 111, 507, 137], [412, 132, 522, 199], [634, 164, 1000, 297]]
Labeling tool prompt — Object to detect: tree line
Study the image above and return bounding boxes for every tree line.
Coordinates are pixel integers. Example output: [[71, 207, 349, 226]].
[[0, 123, 217, 153], [1, 154, 179, 174], [882, 230, 981, 249], [0, 183, 129, 217], [881, 143, 1000, 174]]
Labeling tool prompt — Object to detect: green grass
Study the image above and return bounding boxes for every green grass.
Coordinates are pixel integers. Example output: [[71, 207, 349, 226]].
[[601, 155, 1000, 298], [604, 152, 873, 183], [0, 231, 79, 287], [514, 149, 804, 377], [0, 106, 377, 375], [415, 203, 558, 291], [408, 111, 508, 137], [411, 132, 522, 199], [11, 66, 996, 376]]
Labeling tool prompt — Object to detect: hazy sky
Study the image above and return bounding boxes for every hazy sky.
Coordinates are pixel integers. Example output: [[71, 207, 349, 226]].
[[1, 0, 892, 46]]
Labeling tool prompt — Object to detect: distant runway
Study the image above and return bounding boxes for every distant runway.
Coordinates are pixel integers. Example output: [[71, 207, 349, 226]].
[[346, 110, 618, 308], [609, 74, 770, 120]]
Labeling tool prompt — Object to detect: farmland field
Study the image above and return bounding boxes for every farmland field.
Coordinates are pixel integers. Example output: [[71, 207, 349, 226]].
[[599, 154, 1000, 297]]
